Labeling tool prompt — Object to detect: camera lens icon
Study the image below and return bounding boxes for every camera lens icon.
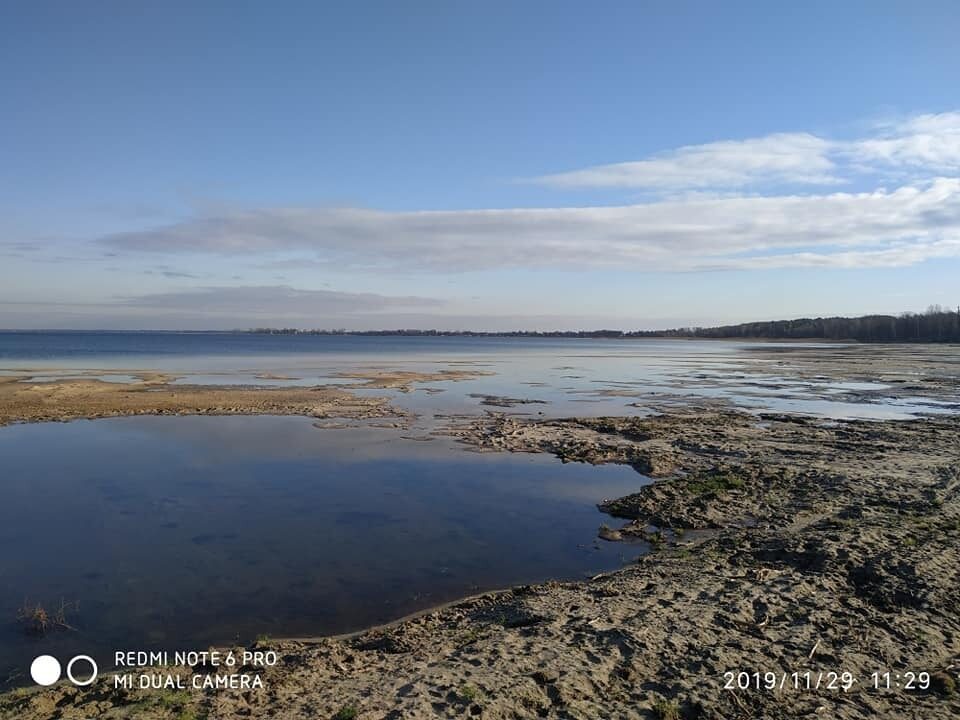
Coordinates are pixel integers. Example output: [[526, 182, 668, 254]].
[[30, 656, 61, 686], [67, 655, 98, 686], [30, 655, 98, 687]]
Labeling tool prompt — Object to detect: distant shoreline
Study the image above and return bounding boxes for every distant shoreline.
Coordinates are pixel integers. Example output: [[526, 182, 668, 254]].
[[2, 308, 958, 343], [2, 328, 958, 344]]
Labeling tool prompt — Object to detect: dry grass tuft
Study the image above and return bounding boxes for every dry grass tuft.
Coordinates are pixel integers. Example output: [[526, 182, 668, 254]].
[[16, 599, 77, 636]]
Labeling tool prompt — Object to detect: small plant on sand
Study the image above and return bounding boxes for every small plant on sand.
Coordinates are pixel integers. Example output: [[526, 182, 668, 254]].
[[458, 628, 481, 646], [644, 529, 666, 550], [333, 704, 358, 720], [459, 684, 480, 702], [175, 709, 206, 720], [652, 697, 681, 720], [687, 471, 745, 496]]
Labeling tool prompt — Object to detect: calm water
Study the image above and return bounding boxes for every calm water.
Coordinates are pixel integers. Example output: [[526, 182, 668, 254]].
[[0, 415, 646, 687], [0, 332, 956, 687], [1, 331, 954, 420]]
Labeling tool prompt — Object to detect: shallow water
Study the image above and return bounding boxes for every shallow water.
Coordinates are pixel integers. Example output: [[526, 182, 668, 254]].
[[0, 415, 646, 687], [1, 334, 957, 687], [3, 332, 954, 420]]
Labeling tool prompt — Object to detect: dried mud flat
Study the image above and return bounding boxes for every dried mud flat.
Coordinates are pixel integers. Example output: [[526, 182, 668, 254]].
[[332, 368, 494, 392], [0, 374, 401, 427], [3, 405, 959, 720]]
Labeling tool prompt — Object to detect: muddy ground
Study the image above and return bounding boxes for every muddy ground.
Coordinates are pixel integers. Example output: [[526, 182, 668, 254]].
[[0, 368, 503, 427], [2, 405, 958, 719], [0, 373, 400, 427]]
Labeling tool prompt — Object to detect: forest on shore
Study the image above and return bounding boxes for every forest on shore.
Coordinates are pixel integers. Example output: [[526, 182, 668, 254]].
[[640, 306, 960, 343], [248, 306, 960, 343]]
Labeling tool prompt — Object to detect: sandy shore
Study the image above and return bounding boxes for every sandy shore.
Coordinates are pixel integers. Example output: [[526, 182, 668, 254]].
[[0, 375, 395, 427], [0, 367, 491, 427], [2, 404, 958, 719], [333, 368, 494, 392]]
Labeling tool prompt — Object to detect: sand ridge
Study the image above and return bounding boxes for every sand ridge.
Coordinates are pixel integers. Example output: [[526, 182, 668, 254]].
[[0, 375, 402, 426]]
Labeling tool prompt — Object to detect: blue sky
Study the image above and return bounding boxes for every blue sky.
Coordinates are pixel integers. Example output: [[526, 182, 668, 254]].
[[1, 1, 958, 329]]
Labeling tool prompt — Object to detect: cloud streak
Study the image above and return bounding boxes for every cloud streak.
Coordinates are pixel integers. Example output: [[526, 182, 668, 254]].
[[99, 178, 960, 272], [117, 285, 444, 317], [537, 133, 839, 191], [536, 112, 960, 191]]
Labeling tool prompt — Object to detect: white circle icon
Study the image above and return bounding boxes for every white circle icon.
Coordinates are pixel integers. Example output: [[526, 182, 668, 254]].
[[66, 655, 98, 686], [30, 655, 61, 686]]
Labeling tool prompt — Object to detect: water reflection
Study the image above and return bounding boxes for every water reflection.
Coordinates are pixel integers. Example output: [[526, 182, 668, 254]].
[[0, 415, 646, 687]]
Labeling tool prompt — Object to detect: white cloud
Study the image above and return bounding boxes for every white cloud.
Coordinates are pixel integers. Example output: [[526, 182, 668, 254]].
[[696, 239, 960, 271], [99, 178, 960, 272], [118, 285, 443, 316], [536, 133, 839, 190], [535, 111, 960, 192], [849, 112, 960, 171], [55, 109, 959, 274]]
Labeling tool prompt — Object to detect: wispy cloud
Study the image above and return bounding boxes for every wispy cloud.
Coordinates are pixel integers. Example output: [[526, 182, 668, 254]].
[[141, 265, 205, 279], [536, 133, 839, 191], [848, 112, 960, 172], [535, 111, 960, 192], [99, 178, 960, 272], [117, 285, 443, 317]]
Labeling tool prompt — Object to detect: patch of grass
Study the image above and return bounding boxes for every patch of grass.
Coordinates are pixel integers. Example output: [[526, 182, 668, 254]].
[[458, 628, 481, 646], [136, 689, 195, 714], [459, 684, 481, 703], [333, 704, 358, 720], [832, 516, 857, 528], [153, 689, 183, 707], [175, 709, 206, 720], [652, 698, 681, 720], [686, 472, 745, 496]]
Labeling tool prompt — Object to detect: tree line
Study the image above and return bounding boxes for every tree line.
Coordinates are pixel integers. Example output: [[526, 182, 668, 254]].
[[636, 306, 960, 343], [248, 306, 960, 343]]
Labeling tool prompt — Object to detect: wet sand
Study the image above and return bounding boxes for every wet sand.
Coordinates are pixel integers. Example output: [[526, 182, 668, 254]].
[[3, 410, 958, 719], [0, 374, 402, 427], [1, 347, 959, 719], [332, 368, 494, 392]]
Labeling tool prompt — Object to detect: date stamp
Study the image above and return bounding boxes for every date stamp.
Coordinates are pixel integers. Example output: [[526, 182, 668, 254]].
[[722, 670, 933, 693]]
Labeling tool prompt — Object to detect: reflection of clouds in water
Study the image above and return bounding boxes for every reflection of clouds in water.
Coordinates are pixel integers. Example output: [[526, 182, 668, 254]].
[[4, 339, 955, 421], [0, 414, 645, 678], [117, 415, 459, 464]]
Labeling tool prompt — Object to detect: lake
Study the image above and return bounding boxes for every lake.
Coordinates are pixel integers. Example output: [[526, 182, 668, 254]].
[[1, 331, 952, 420], [0, 332, 955, 687]]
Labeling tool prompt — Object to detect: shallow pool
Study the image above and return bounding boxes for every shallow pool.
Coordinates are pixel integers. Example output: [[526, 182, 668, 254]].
[[0, 415, 647, 687]]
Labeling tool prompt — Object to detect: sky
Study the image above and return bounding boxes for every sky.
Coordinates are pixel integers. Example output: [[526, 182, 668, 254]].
[[1, 1, 959, 331]]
